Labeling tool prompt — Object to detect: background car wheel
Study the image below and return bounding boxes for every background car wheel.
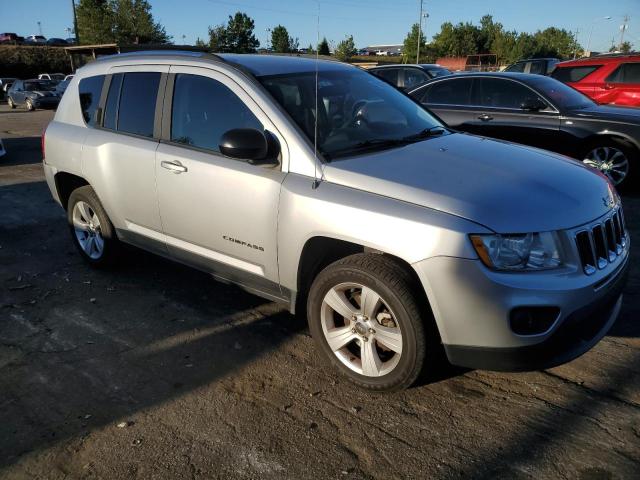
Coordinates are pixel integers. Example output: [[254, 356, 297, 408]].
[[25, 99, 34, 111], [307, 253, 433, 392], [67, 186, 120, 267], [7, 97, 16, 109], [581, 138, 637, 190]]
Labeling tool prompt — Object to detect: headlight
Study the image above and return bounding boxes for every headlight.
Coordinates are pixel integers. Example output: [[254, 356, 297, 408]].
[[470, 232, 563, 271]]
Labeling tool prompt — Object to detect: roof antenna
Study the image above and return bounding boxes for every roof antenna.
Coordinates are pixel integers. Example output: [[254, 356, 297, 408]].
[[312, 0, 322, 189]]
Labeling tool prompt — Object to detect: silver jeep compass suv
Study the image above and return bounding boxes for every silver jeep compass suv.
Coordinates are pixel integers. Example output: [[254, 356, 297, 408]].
[[43, 52, 629, 391]]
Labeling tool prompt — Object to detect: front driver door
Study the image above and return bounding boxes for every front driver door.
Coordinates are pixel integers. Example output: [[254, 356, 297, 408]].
[[155, 66, 288, 298], [416, 77, 475, 129]]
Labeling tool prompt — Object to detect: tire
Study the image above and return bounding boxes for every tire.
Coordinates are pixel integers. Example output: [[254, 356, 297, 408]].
[[307, 253, 432, 392], [7, 97, 15, 109], [25, 99, 34, 111], [580, 138, 638, 191], [67, 186, 120, 267]]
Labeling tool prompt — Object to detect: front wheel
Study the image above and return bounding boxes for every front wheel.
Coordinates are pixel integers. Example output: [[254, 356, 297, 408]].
[[307, 253, 430, 392], [25, 99, 34, 111], [67, 186, 120, 267], [7, 97, 16, 109], [581, 138, 637, 190]]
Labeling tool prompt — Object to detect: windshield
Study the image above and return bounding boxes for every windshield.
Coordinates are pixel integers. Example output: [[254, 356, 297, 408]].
[[258, 68, 445, 160], [531, 76, 595, 110], [24, 81, 57, 91]]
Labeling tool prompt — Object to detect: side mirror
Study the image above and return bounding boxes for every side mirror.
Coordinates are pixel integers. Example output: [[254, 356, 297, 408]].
[[520, 98, 547, 112], [219, 128, 279, 166]]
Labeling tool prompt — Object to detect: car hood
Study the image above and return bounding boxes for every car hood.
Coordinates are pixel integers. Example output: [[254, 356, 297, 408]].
[[323, 133, 616, 233], [570, 104, 640, 125]]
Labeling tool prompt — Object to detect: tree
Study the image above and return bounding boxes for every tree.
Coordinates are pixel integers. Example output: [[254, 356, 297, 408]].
[[431, 21, 479, 58], [619, 41, 633, 54], [402, 23, 427, 62], [533, 27, 578, 58], [318, 37, 330, 55], [195, 37, 207, 48], [271, 25, 298, 53], [111, 0, 170, 44], [207, 24, 229, 51], [207, 12, 259, 53], [334, 35, 356, 61], [76, 0, 114, 44]]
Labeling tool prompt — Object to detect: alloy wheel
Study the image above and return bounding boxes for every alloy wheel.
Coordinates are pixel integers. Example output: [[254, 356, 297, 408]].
[[583, 146, 629, 185], [72, 201, 105, 259], [320, 282, 403, 377]]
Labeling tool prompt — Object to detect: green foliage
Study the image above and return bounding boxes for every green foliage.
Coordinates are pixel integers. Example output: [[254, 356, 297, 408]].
[[402, 23, 427, 62], [334, 35, 356, 61], [75, 0, 169, 45], [271, 25, 298, 53], [616, 41, 633, 54], [194, 37, 207, 48], [207, 12, 259, 53], [0, 46, 71, 78], [318, 37, 330, 55]]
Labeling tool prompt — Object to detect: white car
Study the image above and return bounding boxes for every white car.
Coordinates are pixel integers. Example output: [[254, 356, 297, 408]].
[[64, 75, 74, 81], [38, 73, 65, 81], [375, 50, 390, 56], [25, 35, 46, 44]]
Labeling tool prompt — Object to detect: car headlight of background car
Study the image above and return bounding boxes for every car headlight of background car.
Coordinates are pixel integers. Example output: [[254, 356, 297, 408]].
[[470, 232, 563, 271]]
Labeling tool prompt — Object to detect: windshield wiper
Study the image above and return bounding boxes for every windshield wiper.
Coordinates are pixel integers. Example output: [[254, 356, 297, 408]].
[[401, 126, 448, 142]]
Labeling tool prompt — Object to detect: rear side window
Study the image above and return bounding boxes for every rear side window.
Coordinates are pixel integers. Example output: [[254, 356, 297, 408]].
[[505, 62, 526, 73], [420, 78, 473, 105], [373, 68, 399, 86], [606, 63, 640, 83], [529, 61, 545, 75], [551, 66, 600, 83], [78, 75, 105, 126], [170, 74, 262, 153], [103, 72, 160, 137]]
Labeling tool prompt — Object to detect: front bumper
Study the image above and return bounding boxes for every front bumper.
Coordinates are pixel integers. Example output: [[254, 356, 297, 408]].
[[413, 242, 629, 372], [32, 97, 60, 108]]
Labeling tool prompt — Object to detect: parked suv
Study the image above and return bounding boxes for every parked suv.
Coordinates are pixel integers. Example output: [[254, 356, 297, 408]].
[[504, 58, 559, 75], [552, 54, 640, 107], [369, 64, 451, 91], [43, 52, 629, 391]]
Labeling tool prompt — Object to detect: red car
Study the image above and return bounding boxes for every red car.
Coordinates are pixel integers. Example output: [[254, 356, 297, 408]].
[[551, 54, 640, 107]]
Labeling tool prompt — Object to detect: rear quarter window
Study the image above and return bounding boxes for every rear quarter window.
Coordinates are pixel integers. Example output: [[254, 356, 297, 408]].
[[78, 75, 105, 126], [551, 65, 601, 83]]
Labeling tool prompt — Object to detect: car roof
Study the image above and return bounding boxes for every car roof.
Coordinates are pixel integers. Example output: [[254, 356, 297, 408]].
[[407, 71, 547, 91], [512, 58, 559, 62], [557, 54, 640, 66], [369, 64, 445, 70], [93, 51, 351, 76]]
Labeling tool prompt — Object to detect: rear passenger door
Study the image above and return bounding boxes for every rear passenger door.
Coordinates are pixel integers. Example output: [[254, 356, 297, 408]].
[[81, 65, 169, 255], [155, 66, 287, 296], [414, 77, 475, 129], [602, 62, 640, 106]]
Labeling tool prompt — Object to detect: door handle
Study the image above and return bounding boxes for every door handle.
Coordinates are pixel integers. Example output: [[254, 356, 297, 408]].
[[477, 114, 493, 121], [603, 84, 615, 90], [161, 160, 188, 174]]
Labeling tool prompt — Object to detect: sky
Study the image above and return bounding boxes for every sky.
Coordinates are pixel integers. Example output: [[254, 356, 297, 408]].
[[0, 0, 638, 53]]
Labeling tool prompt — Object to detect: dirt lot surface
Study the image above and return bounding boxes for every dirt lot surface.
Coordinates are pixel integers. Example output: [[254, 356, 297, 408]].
[[1, 103, 639, 479]]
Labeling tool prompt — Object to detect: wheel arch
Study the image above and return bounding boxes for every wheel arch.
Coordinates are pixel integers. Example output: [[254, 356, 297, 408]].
[[54, 171, 89, 210], [582, 132, 640, 154]]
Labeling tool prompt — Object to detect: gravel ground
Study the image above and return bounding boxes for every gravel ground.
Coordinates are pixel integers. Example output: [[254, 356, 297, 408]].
[[1, 104, 639, 479]]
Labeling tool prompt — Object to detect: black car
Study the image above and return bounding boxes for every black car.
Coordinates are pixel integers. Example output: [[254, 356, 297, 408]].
[[7, 79, 61, 111], [504, 58, 560, 75], [409, 72, 640, 188], [46, 38, 69, 46], [369, 64, 451, 91]]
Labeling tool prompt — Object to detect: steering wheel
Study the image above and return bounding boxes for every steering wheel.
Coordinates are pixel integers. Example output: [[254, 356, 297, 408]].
[[351, 100, 370, 127]]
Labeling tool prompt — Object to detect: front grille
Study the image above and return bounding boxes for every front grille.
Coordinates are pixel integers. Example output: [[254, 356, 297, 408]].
[[575, 208, 627, 275]]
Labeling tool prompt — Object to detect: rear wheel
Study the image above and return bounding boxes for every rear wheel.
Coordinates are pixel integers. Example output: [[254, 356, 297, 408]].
[[307, 253, 431, 392], [581, 138, 637, 190], [67, 186, 120, 267], [7, 97, 15, 109], [25, 99, 34, 111]]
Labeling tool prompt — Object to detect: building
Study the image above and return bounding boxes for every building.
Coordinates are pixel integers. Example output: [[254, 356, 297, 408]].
[[363, 44, 403, 56]]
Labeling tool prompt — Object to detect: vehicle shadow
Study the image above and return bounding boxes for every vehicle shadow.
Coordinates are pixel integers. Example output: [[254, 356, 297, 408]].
[[0, 136, 42, 166]]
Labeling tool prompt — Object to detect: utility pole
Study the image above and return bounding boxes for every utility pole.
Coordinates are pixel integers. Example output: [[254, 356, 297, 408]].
[[572, 27, 580, 59], [37, 21, 43, 36], [71, 0, 80, 44], [619, 14, 629, 49], [416, 0, 423, 64]]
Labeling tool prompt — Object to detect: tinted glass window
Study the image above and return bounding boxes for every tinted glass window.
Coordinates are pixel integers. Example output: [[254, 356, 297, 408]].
[[478, 78, 544, 109], [425, 67, 450, 78], [78, 75, 105, 126], [530, 76, 593, 110], [529, 61, 545, 75], [103, 73, 123, 130], [373, 68, 399, 86], [505, 62, 526, 73], [607, 63, 640, 83], [403, 68, 429, 88], [551, 66, 600, 83], [421, 78, 473, 105], [117, 72, 160, 137], [171, 74, 262, 152]]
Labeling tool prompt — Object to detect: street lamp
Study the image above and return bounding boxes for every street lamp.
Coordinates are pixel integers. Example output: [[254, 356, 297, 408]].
[[586, 16, 612, 55]]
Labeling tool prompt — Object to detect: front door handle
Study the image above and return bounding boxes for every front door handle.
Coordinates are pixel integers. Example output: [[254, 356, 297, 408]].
[[161, 160, 188, 174], [477, 114, 493, 121]]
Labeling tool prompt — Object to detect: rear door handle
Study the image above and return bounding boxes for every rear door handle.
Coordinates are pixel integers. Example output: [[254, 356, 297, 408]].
[[603, 84, 615, 90], [477, 114, 493, 121], [161, 160, 188, 174]]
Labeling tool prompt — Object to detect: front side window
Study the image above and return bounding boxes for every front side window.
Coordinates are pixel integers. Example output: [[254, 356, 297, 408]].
[[78, 75, 105, 126], [606, 63, 640, 84], [403, 68, 429, 88], [551, 65, 600, 83], [373, 68, 399, 86], [477, 78, 544, 109], [529, 61, 546, 75], [259, 68, 444, 160], [420, 78, 473, 105], [505, 62, 526, 73], [170, 74, 262, 152]]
